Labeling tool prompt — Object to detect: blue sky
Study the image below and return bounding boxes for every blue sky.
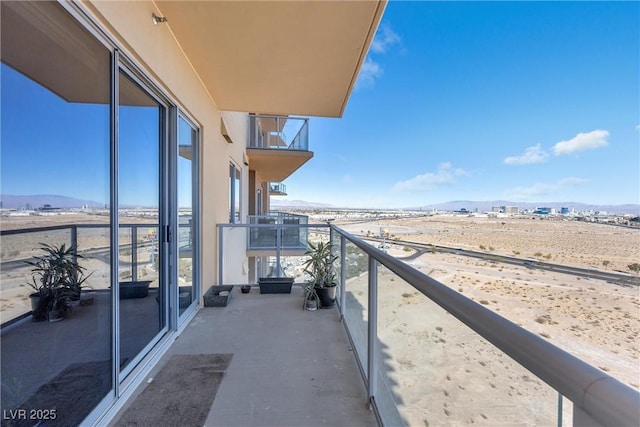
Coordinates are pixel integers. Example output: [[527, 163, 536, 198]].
[[1, 2, 637, 211], [284, 1, 640, 208]]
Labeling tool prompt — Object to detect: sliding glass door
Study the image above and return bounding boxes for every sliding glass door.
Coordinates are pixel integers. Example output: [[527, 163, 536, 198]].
[[177, 116, 198, 319], [0, 2, 113, 424], [1, 2, 200, 423], [117, 68, 168, 374]]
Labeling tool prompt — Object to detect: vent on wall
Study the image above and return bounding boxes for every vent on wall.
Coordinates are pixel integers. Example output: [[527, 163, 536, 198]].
[[221, 117, 233, 143]]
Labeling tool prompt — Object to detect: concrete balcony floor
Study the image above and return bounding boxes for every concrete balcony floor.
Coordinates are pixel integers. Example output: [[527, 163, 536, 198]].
[[112, 286, 376, 426]]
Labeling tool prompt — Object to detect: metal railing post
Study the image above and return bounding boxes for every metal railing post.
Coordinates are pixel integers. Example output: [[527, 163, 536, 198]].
[[340, 235, 346, 319], [131, 225, 138, 282], [367, 257, 378, 404], [557, 392, 563, 427], [275, 224, 282, 276], [218, 226, 224, 286], [71, 225, 78, 264]]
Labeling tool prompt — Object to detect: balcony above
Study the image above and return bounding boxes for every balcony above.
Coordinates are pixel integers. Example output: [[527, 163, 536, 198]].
[[247, 115, 313, 182], [153, 1, 386, 117], [269, 183, 287, 196]]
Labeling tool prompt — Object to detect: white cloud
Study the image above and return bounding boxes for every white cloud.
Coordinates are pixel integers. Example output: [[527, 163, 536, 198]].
[[504, 177, 588, 200], [504, 144, 548, 165], [393, 162, 469, 192], [370, 24, 401, 54], [355, 58, 383, 89], [552, 129, 609, 156], [356, 24, 401, 90]]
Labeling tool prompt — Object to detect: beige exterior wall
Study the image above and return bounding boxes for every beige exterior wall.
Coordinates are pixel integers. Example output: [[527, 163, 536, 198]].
[[82, 1, 250, 290]]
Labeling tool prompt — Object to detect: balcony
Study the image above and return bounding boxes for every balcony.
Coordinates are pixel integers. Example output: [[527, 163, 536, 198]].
[[247, 115, 313, 182], [2, 220, 639, 426], [216, 222, 640, 426], [111, 286, 376, 426], [269, 182, 287, 196]]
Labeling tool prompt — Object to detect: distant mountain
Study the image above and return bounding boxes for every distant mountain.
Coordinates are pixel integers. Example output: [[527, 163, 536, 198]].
[[0, 194, 105, 209], [416, 200, 640, 215], [270, 199, 335, 209]]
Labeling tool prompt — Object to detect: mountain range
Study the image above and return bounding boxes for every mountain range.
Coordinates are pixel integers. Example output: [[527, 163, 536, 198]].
[[2, 195, 638, 215], [0, 195, 105, 209]]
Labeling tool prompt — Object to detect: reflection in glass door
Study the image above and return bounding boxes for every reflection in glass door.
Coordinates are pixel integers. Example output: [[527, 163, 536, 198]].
[[118, 69, 166, 373], [177, 116, 197, 318]]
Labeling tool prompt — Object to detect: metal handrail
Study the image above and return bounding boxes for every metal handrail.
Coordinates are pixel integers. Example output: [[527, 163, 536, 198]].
[[331, 225, 639, 427]]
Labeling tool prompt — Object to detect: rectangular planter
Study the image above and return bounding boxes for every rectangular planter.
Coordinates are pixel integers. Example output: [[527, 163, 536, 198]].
[[119, 281, 151, 299], [258, 277, 294, 294], [203, 285, 234, 307]]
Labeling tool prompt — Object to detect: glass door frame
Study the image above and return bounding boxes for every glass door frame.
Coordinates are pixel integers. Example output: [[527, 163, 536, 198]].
[[115, 55, 172, 383], [174, 112, 200, 327]]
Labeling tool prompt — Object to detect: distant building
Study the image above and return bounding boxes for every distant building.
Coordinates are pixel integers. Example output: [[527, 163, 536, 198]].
[[533, 207, 550, 215], [505, 206, 519, 214], [560, 207, 569, 214], [37, 204, 60, 212]]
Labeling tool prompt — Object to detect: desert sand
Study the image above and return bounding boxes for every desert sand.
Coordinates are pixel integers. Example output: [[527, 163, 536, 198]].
[[335, 215, 639, 426]]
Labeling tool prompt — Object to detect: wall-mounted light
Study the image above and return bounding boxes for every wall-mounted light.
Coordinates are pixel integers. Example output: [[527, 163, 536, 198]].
[[152, 13, 168, 25]]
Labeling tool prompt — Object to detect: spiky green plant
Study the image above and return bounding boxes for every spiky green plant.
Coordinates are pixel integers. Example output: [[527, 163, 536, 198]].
[[302, 240, 338, 288], [26, 243, 92, 313]]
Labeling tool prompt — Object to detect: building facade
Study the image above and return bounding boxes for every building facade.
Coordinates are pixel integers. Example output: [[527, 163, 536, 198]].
[[0, 1, 384, 424]]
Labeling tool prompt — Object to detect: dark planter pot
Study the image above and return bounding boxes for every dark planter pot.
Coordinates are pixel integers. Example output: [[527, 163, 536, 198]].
[[119, 281, 151, 299], [258, 277, 293, 294], [29, 293, 50, 322], [241, 285, 251, 294], [316, 286, 337, 308]]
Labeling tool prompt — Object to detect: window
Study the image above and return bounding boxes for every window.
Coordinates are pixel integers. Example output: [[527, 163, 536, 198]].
[[229, 163, 241, 223]]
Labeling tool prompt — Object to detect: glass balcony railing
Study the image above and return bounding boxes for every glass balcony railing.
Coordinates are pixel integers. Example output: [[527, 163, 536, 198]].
[[0, 219, 194, 325], [269, 182, 287, 195], [248, 114, 309, 151], [216, 222, 640, 427], [246, 212, 308, 251]]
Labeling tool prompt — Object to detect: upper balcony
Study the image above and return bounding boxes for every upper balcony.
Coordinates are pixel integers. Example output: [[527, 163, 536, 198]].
[[247, 115, 313, 182], [269, 182, 287, 196]]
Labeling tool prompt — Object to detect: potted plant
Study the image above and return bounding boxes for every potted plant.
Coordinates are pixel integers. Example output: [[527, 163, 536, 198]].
[[302, 282, 319, 311], [26, 243, 92, 321], [302, 240, 338, 308]]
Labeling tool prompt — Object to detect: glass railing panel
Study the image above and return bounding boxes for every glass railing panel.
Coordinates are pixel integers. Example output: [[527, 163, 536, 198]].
[[269, 183, 287, 194], [133, 224, 159, 284], [0, 228, 72, 323], [76, 225, 111, 292], [374, 264, 560, 426], [249, 115, 309, 150], [331, 232, 343, 309], [177, 213, 194, 314], [343, 241, 369, 377], [248, 222, 277, 249]]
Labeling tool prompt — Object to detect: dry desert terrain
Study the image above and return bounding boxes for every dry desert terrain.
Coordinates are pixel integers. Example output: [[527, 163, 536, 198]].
[[335, 214, 639, 426]]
